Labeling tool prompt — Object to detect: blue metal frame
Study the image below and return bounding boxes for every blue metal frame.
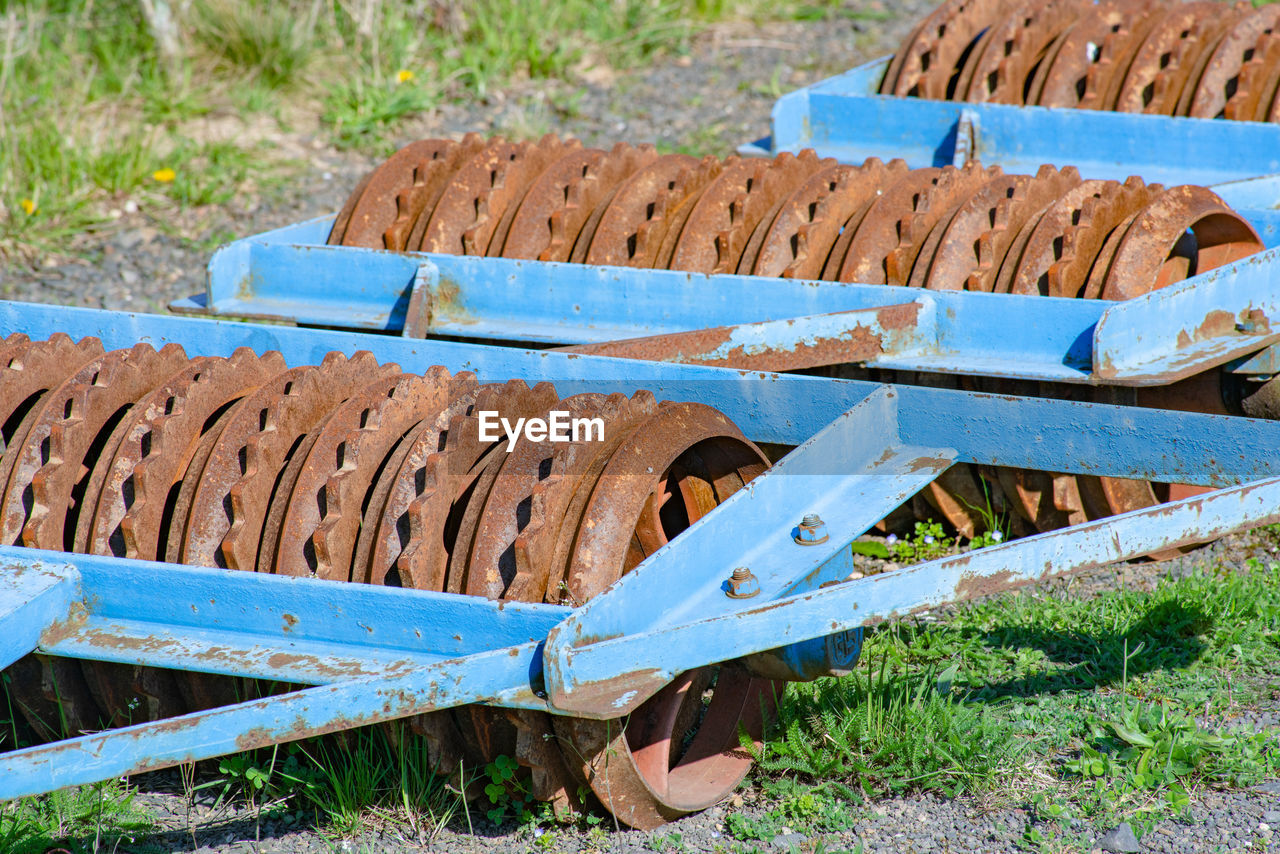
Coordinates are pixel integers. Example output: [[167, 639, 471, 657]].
[[746, 55, 1280, 193], [178, 218, 1280, 386], [4, 303, 1280, 797]]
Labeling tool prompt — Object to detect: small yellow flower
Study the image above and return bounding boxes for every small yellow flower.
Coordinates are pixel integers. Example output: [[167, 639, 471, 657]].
[[396, 69, 414, 84], [19, 198, 36, 215], [152, 167, 176, 183]]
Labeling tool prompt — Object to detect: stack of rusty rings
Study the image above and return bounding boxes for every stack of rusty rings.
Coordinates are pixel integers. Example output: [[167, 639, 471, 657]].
[[327, 132, 1263, 546], [882, 0, 1280, 121], [0, 335, 775, 828]]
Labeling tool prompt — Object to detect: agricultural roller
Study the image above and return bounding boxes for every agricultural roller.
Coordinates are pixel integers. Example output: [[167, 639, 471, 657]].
[[9, 5, 1280, 825]]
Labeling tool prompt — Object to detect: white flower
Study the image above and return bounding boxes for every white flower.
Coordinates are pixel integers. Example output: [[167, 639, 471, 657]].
[[886, 534, 898, 545], [992, 531, 1003, 542], [924, 535, 935, 544]]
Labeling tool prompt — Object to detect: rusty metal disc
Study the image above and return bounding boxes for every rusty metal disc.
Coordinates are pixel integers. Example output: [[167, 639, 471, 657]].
[[1079, 1, 1167, 111], [648, 159, 735, 271], [1156, 8, 1247, 117], [842, 164, 996, 286], [1009, 177, 1159, 297], [752, 159, 909, 280], [1171, 4, 1252, 117], [563, 403, 766, 601], [262, 370, 409, 579], [501, 144, 660, 261], [835, 167, 942, 284], [517, 393, 660, 606], [927, 165, 1083, 292], [276, 368, 460, 583], [416, 137, 522, 254], [585, 155, 721, 268], [385, 134, 490, 251], [548, 414, 773, 829], [0, 335, 105, 462], [182, 352, 399, 570], [890, 0, 1017, 99], [915, 173, 1027, 291], [419, 135, 581, 256], [340, 137, 471, 249], [1188, 5, 1280, 118], [355, 374, 480, 587], [327, 170, 375, 246], [670, 150, 835, 274], [1035, 4, 1132, 108], [463, 394, 614, 601], [390, 381, 559, 595], [961, 0, 1081, 105], [7, 344, 190, 552], [1100, 184, 1263, 300], [72, 356, 216, 555], [1114, 3, 1227, 114], [471, 135, 585, 257], [555, 665, 777, 830], [89, 349, 288, 561], [162, 375, 283, 565], [1223, 33, 1280, 122]]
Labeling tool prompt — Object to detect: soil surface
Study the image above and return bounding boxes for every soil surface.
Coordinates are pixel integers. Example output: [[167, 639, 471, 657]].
[[4, 3, 1278, 853]]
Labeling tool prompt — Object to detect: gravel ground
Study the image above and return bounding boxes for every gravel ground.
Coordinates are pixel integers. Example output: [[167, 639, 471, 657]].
[[5, 4, 1279, 853]]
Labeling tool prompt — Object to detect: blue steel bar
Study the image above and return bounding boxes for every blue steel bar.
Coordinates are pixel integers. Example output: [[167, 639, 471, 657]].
[[0, 563, 78, 671], [0, 547, 565, 690], [6, 302, 1280, 478], [1092, 249, 1280, 381], [547, 475, 1280, 715], [0, 642, 544, 800], [182, 223, 1280, 385], [758, 56, 1280, 187]]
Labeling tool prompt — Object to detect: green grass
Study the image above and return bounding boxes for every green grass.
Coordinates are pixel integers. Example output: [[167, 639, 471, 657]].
[[741, 556, 1280, 846], [0, 0, 804, 255]]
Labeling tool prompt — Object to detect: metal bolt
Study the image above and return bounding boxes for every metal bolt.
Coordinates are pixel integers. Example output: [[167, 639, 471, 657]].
[[725, 567, 760, 599], [794, 513, 830, 546]]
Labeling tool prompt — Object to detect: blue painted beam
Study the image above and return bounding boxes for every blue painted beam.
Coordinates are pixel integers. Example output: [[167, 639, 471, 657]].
[[766, 55, 1280, 187], [7, 302, 1280, 478], [548, 475, 1280, 716], [0, 547, 564, 697], [186, 221, 1280, 385], [1092, 249, 1280, 382], [0, 562, 78, 671], [0, 641, 543, 799]]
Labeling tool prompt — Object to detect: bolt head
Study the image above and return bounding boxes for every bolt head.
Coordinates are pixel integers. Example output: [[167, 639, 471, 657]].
[[725, 567, 760, 599], [794, 516, 830, 546]]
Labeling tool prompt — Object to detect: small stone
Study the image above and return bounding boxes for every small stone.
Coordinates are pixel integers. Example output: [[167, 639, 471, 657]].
[[120, 269, 139, 286], [123, 199, 139, 214], [1265, 810, 1280, 823], [772, 831, 807, 849], [1254, 781, 1280, 795], [1099, 822, 1142, 853]]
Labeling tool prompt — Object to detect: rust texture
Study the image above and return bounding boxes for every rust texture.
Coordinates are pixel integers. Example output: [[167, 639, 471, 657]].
[[1, 334, 783, 830], [326, 128, 1262, 583], [878, 0, 1280, 123]]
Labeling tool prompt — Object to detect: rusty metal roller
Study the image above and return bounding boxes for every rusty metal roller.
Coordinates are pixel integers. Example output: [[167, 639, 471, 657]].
[[325, 133, 1263, 549], [0, 337, 784, 829], [879, 0, 1280, 122]]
